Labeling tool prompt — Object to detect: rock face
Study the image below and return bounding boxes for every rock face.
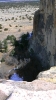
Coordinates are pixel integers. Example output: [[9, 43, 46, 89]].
[[0, 79, 56, 100], [0, 66, 56, 100], [38, 66, 56, 83], [30, 0, 56, 67]]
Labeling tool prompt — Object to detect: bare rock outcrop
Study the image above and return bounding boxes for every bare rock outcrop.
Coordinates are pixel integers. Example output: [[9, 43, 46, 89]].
[[0, 79, 56, 100], [29, 0, 56, 68], [38, 66, 56, 83]]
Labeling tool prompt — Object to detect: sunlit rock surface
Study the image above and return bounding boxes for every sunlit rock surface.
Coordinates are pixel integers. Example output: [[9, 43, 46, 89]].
[[0, 79, 56, 100], [38, 66, 56, 83]]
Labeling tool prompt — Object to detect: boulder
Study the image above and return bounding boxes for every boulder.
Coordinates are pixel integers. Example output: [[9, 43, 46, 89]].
[[38, 67, 56, 83], [0, 90, 8, 100], [0, 80, 13, 100]]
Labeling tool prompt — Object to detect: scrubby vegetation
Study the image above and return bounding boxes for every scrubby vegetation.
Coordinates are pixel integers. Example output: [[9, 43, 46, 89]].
[[19, 26, 22, 27], [0, 41, 2, 52], [15, 25, 18, 27], [1, 58, 5, 62], [6, 35, 16, 45], [0, 35, 16, 53], [0, 40, 7, 52], [3, 39, 8, 52], [11, 17, 14, 20], [4, 28, 8, 31], [0, 1, 43, 82], [9, 24, 12, 27], [0, 30, 2, 32], [14, 32, 32, 57], [0, 1, 39, 9], [0, 24, 2, 29], [0, 33, 44, 82]]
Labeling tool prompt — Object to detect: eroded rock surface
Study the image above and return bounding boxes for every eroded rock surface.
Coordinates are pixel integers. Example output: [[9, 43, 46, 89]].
[[0, 79, 56, 100], [38, 66, 56, 83], [29, 0, 56, 68]]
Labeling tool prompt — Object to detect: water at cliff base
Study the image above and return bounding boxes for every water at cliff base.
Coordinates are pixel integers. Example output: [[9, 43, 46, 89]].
[[10, 73, 23, 81]]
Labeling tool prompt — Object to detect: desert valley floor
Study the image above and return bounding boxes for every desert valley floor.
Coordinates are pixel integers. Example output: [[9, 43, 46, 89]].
[[0, 2, 39, 41]]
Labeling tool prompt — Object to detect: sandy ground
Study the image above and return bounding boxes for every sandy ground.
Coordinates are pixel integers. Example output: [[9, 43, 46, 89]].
[[0, 5, 39, 41]]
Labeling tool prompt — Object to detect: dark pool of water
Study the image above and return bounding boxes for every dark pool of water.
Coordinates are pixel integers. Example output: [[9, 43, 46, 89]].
[[10, 73, 23, 81]]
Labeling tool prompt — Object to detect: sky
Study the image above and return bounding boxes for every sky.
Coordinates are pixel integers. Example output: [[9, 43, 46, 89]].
[[0, 0, 39, 1], [0, 0, 40, 3]]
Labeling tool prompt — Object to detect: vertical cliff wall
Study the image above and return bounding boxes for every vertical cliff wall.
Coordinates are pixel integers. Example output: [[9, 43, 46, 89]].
[[29, 0, 56, 68]]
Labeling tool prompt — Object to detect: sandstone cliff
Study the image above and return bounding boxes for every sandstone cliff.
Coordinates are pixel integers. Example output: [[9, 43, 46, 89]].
[[29, 0, 56, 68]]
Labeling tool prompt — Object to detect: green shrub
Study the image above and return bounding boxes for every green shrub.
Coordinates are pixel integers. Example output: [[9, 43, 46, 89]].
[[4, 28, 8, 31], [15, 33, 29, 51], [6, 35, 11, 40], [15, 25, 18, 27], [6, 35, 16, 45], [0, 41, 2, 51], [0, 30, 2, 32], [5, 19, 7, 21], [0, 24, 2, 29], [10, 49, 15, 56], [22, 17, 25, 19], [3, 39, 8, 52], [11, 17, 14, 20], [9, 24, 12, 27], [28, 16, 32, 20], [1, 58, 5, 62], [19, 16, 21, 18], [15, 18, 17, 20], [19, 26, 22, 27]]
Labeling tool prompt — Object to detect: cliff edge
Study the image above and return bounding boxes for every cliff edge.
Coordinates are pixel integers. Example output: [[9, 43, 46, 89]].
[[29, 0, 56, 68]]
